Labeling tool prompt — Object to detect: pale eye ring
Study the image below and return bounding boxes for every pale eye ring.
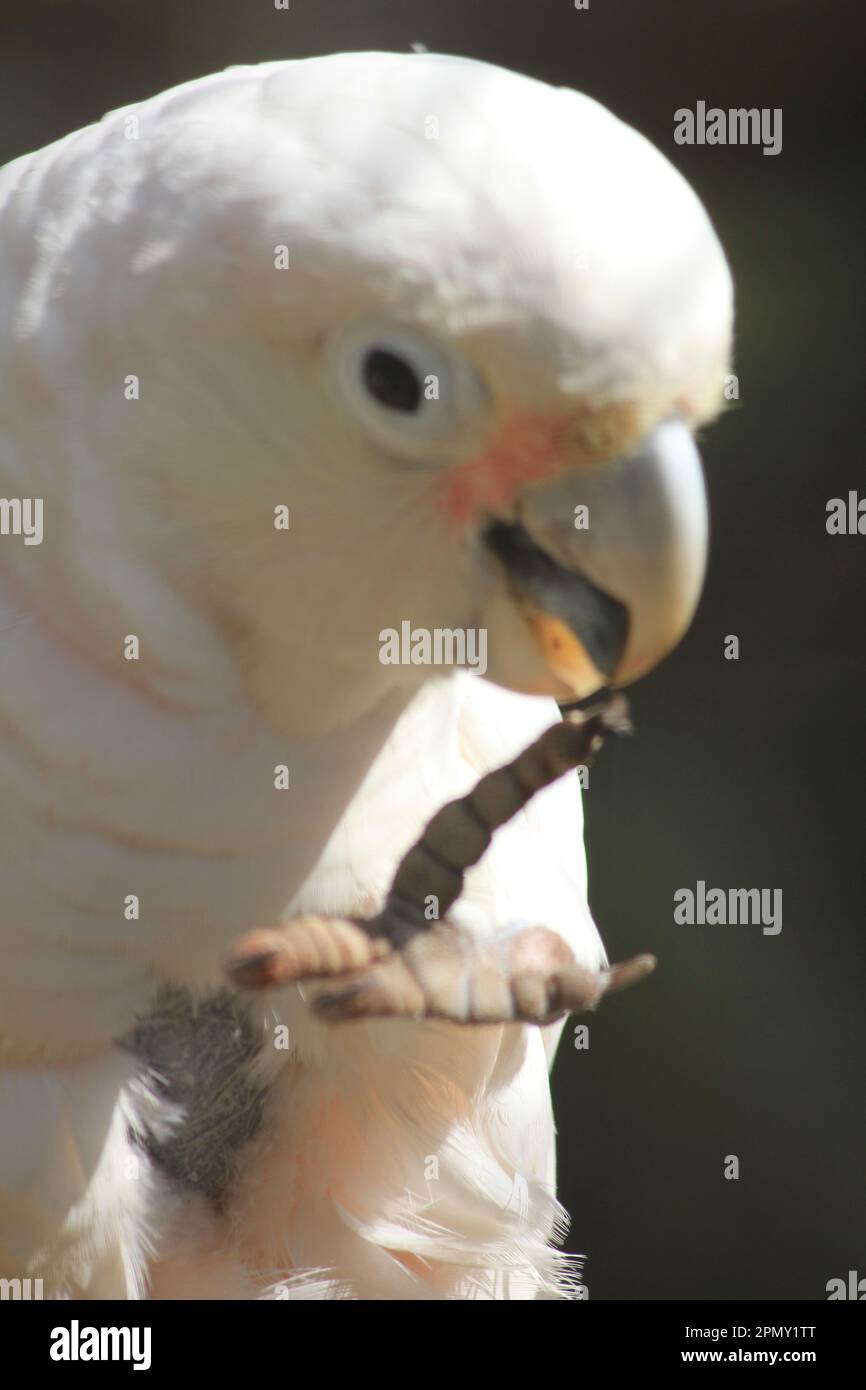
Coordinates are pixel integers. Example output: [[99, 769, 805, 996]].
[[330, 319, 490, 463]]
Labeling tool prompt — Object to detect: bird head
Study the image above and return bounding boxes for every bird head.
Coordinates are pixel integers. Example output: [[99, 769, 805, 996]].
[[199, 52, 732, 725], [3, 53, 732, 732]]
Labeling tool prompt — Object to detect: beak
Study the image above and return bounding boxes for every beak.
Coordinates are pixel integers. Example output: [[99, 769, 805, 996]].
[[483, 418, 708, 697]]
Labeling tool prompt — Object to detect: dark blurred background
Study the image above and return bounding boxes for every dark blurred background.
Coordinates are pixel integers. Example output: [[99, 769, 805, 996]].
[[1, 0, 862, 1300]]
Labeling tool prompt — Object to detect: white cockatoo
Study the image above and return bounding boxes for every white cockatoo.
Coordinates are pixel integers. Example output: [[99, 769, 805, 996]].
[[0, 51, 732, 1298]]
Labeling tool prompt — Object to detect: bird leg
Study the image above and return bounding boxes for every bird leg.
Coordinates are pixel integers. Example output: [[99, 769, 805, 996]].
[[224, 694, 655, 1025]]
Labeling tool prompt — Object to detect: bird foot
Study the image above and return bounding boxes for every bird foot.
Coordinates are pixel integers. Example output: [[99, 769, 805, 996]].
[[224, 695, 655, 1026], [224, 913, 655, 1025]]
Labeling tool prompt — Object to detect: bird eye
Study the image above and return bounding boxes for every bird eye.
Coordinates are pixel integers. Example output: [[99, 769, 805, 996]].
[[362, 348, 422, 413], [330, 319, 489, 463]]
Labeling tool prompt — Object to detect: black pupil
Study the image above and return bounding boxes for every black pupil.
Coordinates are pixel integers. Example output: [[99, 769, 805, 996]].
[[362, 348, 422, 412]]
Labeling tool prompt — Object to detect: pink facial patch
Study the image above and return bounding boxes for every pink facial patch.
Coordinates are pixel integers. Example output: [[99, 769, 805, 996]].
[[435, 409, 566, 528]]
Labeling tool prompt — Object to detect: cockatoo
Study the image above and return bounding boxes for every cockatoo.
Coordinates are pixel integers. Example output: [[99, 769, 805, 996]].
[[0, 51, 732, 1298]]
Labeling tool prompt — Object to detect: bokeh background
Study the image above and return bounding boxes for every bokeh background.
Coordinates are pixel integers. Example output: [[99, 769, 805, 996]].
[[1, 0, 862, 1300]]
